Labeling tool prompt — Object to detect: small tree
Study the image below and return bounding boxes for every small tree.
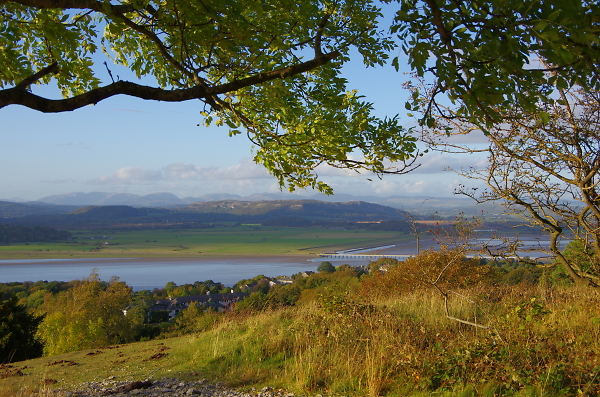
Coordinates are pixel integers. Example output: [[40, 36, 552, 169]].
[[0, 296, 44, 363], [165, 281, 177, 296], [317, 261, 336, 273], [420, 85, 600, 286], [37, 272, 141, 355]]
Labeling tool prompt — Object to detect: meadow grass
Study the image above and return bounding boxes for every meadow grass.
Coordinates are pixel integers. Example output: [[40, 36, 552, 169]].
[[0, 226, 410, 258], [4, 281, 600, 396]]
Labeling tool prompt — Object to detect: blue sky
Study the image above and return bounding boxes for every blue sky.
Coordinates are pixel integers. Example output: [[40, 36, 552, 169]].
[[0, 10, 489, 202]]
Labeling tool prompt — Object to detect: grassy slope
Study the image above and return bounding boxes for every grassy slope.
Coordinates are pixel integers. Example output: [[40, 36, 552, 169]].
[[0, 227, 411, 259], [1, 311, 296, 396], [4, 283, 600, 397], [1, 336, 203, 395]]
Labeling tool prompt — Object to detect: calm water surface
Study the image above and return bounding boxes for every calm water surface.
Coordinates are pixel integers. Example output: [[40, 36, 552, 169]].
[[0, 257, 330, 290]]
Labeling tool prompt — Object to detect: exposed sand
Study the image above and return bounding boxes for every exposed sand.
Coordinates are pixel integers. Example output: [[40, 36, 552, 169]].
[[0, 254, 317, 266]]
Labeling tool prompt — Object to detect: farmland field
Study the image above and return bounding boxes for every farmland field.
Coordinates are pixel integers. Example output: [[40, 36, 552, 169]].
[[0, 226, 413, 259]]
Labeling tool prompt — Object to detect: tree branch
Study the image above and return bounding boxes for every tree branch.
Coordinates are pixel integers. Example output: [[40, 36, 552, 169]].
[[4, 0, 135, 14], [113, 13, 195, 82], [14, 62, 58, 90], [314, 14, 331, 57], [0, 51, 340, 112], [424, 0, 452, 45]]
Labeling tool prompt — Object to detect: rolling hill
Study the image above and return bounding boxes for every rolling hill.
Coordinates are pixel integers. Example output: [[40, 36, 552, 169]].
[[182, 200, 408, 220], [1, 200, 411, 229], [0, 200, 80, 218]]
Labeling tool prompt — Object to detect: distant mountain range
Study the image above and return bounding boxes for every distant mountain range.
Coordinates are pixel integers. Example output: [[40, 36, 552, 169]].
[[1, 191, 504, 216], [33, 192, 191, 207], [0, 199, 413, 230]]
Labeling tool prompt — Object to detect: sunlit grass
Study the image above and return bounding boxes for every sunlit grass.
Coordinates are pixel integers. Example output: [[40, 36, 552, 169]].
[[4, 281, 600, 396]]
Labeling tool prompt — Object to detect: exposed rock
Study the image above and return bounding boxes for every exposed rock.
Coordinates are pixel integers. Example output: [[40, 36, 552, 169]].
[[53, 378, 297, 397], [0, 364, 25, 379]]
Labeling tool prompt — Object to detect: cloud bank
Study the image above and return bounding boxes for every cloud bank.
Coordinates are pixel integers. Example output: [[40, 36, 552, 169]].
[[86, 153, 488, 198], [90, 158, 271, 185]]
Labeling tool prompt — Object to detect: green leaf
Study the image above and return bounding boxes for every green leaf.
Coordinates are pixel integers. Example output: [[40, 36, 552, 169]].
[[391, 56, 399, 71], [538, 111, 550, 124], [534, 20, 548, 31]]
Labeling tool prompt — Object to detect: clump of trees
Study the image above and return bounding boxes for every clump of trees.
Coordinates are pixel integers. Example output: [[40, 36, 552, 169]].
[[231, 267, 366, 312], [164, 280, 228, 298], [0, 224, 71, 243], [36, 272, 141, 356], [0, 280, 71, 306]]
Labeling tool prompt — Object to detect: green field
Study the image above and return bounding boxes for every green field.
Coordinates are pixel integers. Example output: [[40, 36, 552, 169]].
[[0, 226, 413, 259]]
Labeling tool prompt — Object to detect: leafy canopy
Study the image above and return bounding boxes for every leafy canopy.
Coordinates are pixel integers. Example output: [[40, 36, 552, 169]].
[[393, 0, 600, 128], [4, 0, 598, 192], [0, 0, 418, 193], [399, 0, 600, 286]]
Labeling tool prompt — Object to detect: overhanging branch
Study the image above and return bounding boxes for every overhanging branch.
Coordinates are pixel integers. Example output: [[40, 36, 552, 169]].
[[3, 0, 137, 14], [0, 51, 340, 112], [14, 62, 58, 90]]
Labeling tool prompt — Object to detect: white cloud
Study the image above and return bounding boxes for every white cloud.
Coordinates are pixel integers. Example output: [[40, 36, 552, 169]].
[[410, 153, 488, 174], [441, 130, 490, 145], [310, 151, 489, 179], [89, 158, 272, 186], [203, 158, 271, 180], [93, 166, 162, 184], [354, 179, 432, 195], [314, 163, 361, 177], [162, 163, 207, 180], [84, 153, 489, 198]]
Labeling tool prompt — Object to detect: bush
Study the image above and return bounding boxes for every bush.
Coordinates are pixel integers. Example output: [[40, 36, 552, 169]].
[[317, 261, 335, 273], [0, 296, 44, 362]]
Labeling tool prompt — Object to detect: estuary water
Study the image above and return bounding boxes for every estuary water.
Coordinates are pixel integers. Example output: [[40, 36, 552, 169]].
[[0, 256, 324, 290], [0, 235, 566, 290]]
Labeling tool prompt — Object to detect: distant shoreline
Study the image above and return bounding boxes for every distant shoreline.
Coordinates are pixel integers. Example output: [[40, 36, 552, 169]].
[[0, 255, 326, 288], [0, 254, 318, 266]]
